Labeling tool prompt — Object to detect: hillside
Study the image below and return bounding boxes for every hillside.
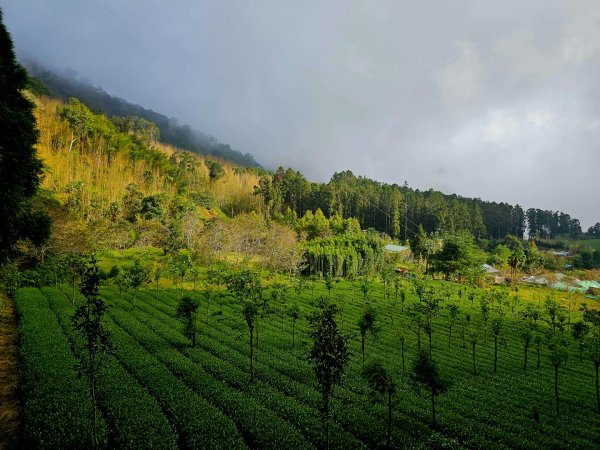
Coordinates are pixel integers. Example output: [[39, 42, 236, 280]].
[[25, 62, 261, 168], [29, 93, 262, 254]]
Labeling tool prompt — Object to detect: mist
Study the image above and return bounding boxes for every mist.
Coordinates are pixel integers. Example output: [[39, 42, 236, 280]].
[[2, 0, 599, 228]]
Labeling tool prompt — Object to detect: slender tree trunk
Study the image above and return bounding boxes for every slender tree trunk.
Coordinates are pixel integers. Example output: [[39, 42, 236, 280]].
[[249, 326, 254, 382], [192, 316, 196, 347], [431, 388, 436, 427], [417, 328, 421, 350], [472, 342, 477, 375], [387, 389, 392, 447], [523, 341, 529, 371], [255, 322, 259, 349], [361, 335, 365, 365], [595, 361, 599, 414], [322, 391, 330, 450], [292, 321, 296, 350], [537, 345, 540, 369], [401, 339, 405, 375], [448, 324, 452, 347], [554, 364, 560, 417], [494, 336, 498, 374]]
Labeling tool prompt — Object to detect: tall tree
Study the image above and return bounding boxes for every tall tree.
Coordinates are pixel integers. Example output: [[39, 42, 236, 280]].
[[225, 270, 262, 381], [358, 305, 379, 364], [0, 9, 48, 261], [176, 295, 200, 347], [307, 302, 349, 450], [71, 257, 113, 449], [363, 361, 397, 448], [410, 350, 448, 427]]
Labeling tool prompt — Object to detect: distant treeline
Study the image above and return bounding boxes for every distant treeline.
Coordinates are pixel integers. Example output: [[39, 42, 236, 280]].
[[24, 63, 261, 168], [254, 168, 586, 241]]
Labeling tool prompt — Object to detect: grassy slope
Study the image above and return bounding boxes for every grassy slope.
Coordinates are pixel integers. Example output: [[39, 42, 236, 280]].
[[581, 239, 600, 251]]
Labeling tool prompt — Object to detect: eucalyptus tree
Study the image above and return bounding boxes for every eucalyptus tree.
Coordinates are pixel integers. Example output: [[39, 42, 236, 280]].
[[363, 361, 397, 447], [358, 305, 379, 364], [307, 302, 349, 450]]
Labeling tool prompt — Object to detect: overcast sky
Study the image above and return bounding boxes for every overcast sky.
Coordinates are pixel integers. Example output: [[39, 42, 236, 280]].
[[3, 0, 599, 228]]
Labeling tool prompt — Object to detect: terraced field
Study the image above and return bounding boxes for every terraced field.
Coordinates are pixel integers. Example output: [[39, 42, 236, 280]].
[[15, 280, 600, 449]]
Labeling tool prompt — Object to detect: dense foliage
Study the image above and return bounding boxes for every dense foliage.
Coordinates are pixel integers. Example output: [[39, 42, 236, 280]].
[[0, 11, 49, 261]]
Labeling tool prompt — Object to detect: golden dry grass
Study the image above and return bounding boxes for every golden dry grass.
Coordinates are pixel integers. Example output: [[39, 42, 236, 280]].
[[31, 95, 261, 217]]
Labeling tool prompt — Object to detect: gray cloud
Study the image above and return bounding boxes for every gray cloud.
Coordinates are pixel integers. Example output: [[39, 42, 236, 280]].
[[2, 0, 599, 228]]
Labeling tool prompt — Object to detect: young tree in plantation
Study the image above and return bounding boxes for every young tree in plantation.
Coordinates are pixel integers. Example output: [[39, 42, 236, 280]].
[[410, 350, 448, 427], [360, 275, 370, 304], [169, 250, 192, 297], [469, 328, 478, 375], [480, 298, 491, 340], [0, 9, 49, 263], [271, 283, 287, 330], [572, 321, 589, 363], [520, 323, 533, 371], [226, 270, 262, 381], [491, 318, 502, 374], [533, 334, 542, 369], [176, 295, 200, 346], [584, 310, 600, 413], [62, 253, 88, 306], [324, 272, 336, 299], [287, 303, 301, 349], [363, 361, 397, 448], [152, 265, 162, 291], [358, 305, 379, 364], [408, 304, 423, 350], [417, 288, 440, 356], [447, 303, 459, 347], [547, 334, 569, 417], [587, 329, 600, 413], [123, 259, 150, 309], [71, 257, 113, 449], [307, 302, 349, 450], [398, 331, 406, 374]]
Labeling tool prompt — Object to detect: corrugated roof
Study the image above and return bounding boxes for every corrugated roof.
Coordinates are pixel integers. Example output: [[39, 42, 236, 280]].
[[384, 244, 409, 252]]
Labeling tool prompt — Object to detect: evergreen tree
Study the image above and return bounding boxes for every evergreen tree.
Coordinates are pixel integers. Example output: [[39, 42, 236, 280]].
[[0, 9, 48, 261]]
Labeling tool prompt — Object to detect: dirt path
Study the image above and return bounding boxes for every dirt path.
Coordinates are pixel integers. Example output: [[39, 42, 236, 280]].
[[0, 295, 20, 450]]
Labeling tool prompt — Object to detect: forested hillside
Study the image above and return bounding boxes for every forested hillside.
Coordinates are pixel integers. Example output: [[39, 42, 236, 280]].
[[25, 63, 260, 168]]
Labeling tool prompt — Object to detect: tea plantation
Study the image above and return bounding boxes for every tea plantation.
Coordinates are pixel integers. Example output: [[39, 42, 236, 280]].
[[15, 279, 600, 449]]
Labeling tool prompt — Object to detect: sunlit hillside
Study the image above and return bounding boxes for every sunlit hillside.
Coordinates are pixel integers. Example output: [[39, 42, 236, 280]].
[[31, 94, 261, 221]]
